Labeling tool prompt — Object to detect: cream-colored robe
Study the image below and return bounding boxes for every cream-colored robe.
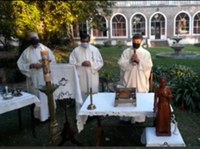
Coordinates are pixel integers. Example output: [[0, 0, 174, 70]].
[[69, 44, 104, 102], [118, 46, 153, 92], [17, 43, 56, 122], [118, 46, 153, 122]]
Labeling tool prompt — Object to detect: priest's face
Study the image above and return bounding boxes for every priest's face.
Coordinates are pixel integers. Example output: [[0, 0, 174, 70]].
[[132, 38, 142, 49], [81, 37, 90, 49]]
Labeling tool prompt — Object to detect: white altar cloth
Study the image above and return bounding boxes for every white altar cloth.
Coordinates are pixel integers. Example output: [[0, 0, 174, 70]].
[[0, 92, 40, 114], [51, 63, 83, 115], [145, 127, 186, 147], [77, 92, 155, 133]]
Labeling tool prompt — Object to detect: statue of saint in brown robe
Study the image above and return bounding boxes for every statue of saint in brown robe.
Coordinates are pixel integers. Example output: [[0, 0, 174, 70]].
[[154, 77, 173, 136]]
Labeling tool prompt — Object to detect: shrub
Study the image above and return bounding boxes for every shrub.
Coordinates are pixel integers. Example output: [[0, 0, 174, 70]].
[[170, 67, 200, 112], [153, 64, 200, 112], [93, 44, 104, 49], [100, 70, 119, 83], [53, 49, 70, 63], [152, 65, 171, 88], [116, 40, 126, 49], [103, 40, 112, 47]]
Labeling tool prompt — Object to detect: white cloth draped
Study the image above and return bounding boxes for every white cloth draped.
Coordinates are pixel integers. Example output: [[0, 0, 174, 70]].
[[77, 92, 155, 133], [17, 43, 56, 122], [50, 64, 83, 116], [0, 92, 40, 114]]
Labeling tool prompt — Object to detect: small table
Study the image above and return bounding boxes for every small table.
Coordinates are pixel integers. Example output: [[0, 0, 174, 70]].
[[0, 92, 40, 136], [145, 127, 186, 147]]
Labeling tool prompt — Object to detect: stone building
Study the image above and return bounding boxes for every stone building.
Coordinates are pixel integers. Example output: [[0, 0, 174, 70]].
[[73, 1, 200, 47]]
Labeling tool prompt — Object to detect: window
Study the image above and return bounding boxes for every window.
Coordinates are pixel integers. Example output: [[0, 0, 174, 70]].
[[193, 13, 200, 34], [112, 14, 126, 37], [175, 13, 190, 35], [151, 13, 165, 36], [92, 15, 107, 37], [132, 14, 146, 36], [73, 23, 87, 38]]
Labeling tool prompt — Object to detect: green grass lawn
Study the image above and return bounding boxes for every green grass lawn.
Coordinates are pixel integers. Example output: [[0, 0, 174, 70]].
[[99, 45, 200, 77]]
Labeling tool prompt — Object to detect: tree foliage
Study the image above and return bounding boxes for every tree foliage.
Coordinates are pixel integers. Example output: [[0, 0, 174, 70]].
[[0, 0, 114, 49]]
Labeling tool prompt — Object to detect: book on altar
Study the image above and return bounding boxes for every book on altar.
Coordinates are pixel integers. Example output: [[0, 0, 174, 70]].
[[114, 87, 136, 107]]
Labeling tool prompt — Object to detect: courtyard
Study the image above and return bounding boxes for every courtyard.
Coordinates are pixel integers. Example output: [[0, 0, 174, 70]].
[[0, 45, 200, 147]]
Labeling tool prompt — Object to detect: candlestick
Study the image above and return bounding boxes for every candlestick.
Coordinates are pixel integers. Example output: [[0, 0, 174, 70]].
[[87, 87, 96, 110], [90, 88, 93, 104], [39, 50, 62, 145]]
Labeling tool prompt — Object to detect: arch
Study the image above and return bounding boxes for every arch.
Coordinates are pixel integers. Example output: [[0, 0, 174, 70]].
[[91, 15, 109, 39], [174, 11, 191, 35], [149, 12, 167, 40], [110, 13, 128, 38], [192, 11, 200, 35], [130, 12, 147, 38]]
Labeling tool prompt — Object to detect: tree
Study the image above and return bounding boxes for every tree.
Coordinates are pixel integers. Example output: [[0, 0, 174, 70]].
[[0, 0, 115, 50], [0, 1, 15, 50]]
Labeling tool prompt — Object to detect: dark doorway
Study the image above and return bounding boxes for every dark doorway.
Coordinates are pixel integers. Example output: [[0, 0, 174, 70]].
[[155, 22, 161, 39]]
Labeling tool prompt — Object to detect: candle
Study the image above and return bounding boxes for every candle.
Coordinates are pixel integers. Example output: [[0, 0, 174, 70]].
[[41, 50, 49, 55], [5, 86, 8, 94], [86, 68, 92, 93], [40, 49, 49, 59]]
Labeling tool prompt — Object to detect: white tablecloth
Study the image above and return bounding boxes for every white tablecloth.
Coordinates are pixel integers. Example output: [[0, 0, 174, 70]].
[[145, 127, 186, 147], [77, 92, 155, 132], [51, 64, 83, 115], [0, 92, 40, 114]]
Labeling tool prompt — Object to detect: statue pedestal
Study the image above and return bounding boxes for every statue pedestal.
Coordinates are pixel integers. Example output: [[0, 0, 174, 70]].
[[145, 127, 186, 147]]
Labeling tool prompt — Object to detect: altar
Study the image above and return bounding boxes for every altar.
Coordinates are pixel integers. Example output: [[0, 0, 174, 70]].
[[77, 92, 155, 133], [77, 92, 156, 145]]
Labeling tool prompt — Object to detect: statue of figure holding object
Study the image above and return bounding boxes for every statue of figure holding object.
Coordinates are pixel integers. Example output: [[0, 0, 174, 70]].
[[154, 77, 173, 136]]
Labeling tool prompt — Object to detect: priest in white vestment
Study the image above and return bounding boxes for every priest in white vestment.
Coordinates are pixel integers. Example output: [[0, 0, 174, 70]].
[[118, 33, 153, 123], [17, 32, 56, 122], [69, 33, 104, 102]]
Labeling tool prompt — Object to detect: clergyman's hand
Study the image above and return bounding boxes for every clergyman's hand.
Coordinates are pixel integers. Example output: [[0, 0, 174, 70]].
[[130, 53, 140, 64], [30, 63, 43, 69], [82, 61, 91, 67]]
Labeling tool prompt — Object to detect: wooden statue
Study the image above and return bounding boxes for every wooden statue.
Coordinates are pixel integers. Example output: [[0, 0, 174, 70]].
[[154, 77, 173, 136]]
